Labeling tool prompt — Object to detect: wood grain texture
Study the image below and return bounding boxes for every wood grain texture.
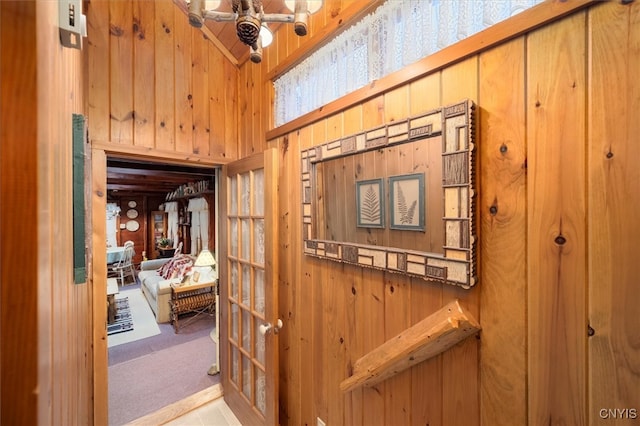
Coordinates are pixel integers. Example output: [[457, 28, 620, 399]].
[[441, 57, 480, 426], [296, 126, 314, 426], [238, 64, 250, 157], [588, 2, 640, 424], [154, 0, 176, 150], [278, 129, 300, 425], [209, 44, 229, 158], [408, 72, 444, 426], [110, 0, 134, 144], [174, 14, 194, 153], [1, 3, 38, 424], [133, 0, 156, 148], [383, 273, 412, 426], [478, 37, 527, 426], [309, 120, 329, 426], [360, 268, 386, 426], [37, 2, 92, 424], [527, 12, 587, 425], [88, 0, 239, 161], [91, 149, 109, 426], [342, 299, 480, 393], [192, 31, 210, 155], [87, 0, 111, 143], [1, 2, 93, 424], [78, 2, 640, 425]]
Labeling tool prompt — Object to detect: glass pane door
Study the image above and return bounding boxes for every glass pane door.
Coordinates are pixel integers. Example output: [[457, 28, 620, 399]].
[[222, 150, 278, 426]]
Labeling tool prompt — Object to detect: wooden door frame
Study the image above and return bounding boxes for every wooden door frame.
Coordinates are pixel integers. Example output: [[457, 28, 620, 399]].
[[90, 148, 223, 425]]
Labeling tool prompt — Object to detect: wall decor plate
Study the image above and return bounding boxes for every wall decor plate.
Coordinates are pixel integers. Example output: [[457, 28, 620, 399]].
[[125, 220, 140, 232], [128, 200, 137, 208], [126, 209, 139, 219]]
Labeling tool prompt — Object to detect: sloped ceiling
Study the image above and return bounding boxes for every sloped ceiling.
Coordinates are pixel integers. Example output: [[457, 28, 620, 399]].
[[173, 0, 291, 64]]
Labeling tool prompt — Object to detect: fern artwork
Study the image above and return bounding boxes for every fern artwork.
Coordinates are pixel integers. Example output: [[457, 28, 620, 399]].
[[356, 178, 385, 228], [390, 173, 425, 231]]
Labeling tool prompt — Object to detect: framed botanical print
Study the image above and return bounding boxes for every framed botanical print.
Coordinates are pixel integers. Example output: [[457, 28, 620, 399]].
[[389, 173, 425, 231], [356, 178, 385, 228]]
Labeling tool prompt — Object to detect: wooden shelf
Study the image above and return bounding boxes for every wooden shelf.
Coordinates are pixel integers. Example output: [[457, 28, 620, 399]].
[[340, 299, 480, 393], [166, 189, 214, 202]]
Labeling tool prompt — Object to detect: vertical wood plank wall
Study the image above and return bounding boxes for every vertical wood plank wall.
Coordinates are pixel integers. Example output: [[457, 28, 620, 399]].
[[235, 1, 640, 425], [58, 1, 639, 425], [40, 2, 92, 423], [588, 2, 640, 422], [1, 1, 90, 424], [1, 3, 39, 425], [86, 0, 238, 163]]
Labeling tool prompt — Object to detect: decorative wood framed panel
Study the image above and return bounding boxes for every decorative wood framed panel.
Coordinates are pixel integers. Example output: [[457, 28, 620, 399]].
[[356, 178, 385, 229], [301, 99, 477, 288]]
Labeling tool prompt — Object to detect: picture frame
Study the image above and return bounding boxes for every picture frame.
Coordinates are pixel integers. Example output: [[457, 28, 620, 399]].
[[389, 173, 425, 231], [356, 178, 385, 228]]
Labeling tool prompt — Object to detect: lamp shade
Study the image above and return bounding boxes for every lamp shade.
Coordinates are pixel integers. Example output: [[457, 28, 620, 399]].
[[260, 25, 273, 47], [194, 249, 216, 268], [284, 0, 323, 14], [204, 0, 222, 10]]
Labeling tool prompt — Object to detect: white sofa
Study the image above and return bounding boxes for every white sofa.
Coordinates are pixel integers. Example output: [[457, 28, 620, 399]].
[[138, 254, 195, 323], [138, 258, 175, 323]]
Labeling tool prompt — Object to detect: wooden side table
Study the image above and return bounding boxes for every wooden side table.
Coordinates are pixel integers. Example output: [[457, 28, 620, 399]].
[[170, 280, 216, 333]]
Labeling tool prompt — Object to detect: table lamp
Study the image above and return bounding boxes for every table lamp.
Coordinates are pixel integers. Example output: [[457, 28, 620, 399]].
[[193, 249, 217, 282]]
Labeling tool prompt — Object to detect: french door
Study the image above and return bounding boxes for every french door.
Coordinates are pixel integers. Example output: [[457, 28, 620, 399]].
[[221, 149, 279, 425]]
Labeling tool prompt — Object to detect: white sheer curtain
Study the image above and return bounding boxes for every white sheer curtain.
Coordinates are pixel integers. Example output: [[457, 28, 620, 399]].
[[106, 203, 120, 248], [274, 0, 542, 126], [187, 197, 210, 255], [164, 201, 179, 248]]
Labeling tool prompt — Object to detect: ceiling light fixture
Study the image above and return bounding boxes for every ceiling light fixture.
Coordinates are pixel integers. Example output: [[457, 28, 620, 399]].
[[188, 0, 322, 63]]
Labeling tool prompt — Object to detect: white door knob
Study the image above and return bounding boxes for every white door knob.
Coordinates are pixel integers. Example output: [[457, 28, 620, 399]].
[[259, 319, 283, 335]]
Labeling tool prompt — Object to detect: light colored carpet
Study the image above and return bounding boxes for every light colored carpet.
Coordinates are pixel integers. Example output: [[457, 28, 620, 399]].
[[108, 288, 161, 348], [108, 335, 218, 425]]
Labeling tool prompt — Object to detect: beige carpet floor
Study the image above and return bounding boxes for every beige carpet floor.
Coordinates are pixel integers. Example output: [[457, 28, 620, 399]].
[[108, 288, 161, 348], [108, 335, 218, 425]]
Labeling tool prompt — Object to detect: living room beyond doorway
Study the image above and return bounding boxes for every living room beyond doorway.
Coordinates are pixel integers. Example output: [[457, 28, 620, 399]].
[[105, 157, 221, 425], [106, 158, 217, 267]]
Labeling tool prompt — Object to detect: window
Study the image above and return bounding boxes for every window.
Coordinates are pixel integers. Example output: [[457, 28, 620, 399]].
[[274, 0, 542, 126]]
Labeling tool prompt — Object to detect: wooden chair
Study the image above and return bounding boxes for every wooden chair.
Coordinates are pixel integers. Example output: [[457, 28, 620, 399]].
[[108, 241, 136, 286]]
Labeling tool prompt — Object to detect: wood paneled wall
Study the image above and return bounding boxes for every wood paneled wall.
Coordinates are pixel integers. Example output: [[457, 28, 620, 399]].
[[1, 1, 91, 424], [239, 1, 640, 425], [19, 0, 634, 424], [86, 0, 238, 164]]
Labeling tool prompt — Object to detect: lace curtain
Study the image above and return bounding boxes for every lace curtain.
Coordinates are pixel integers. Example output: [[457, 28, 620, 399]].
[[187, 197, 210, 255], [274, 0, 542, 126], [163, 201, 180, 248], [106, 203, 121, 248]]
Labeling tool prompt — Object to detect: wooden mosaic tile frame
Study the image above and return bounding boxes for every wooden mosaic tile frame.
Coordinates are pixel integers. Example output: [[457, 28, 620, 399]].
[[301, 99, 477, 288]]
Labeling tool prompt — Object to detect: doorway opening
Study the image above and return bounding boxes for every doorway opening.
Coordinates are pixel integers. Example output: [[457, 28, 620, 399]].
[[104, 156, 222, 424]]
